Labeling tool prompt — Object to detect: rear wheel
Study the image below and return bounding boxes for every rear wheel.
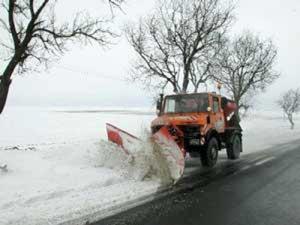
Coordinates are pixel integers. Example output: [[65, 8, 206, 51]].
[[200, 137, 219, 167], [227, 134, 241, 160]]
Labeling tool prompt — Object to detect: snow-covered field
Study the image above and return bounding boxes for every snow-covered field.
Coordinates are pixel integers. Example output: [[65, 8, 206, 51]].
[[0, 106, 300, 225]]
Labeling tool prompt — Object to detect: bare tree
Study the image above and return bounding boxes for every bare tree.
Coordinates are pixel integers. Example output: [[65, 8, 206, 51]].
[[0, 0, 124, 114], [277, 88, 300, 129], [126, 0, 234, 94], [108, 0, 123, 7], [212, 32, 279, 120]]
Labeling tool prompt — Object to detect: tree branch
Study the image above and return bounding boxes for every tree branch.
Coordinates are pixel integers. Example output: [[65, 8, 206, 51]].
[[8, 0, 20, 49]]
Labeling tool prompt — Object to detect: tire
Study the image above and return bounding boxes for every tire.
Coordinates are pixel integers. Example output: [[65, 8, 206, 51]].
[[200, 137, 219, 167], [227, 134, 241, 160]]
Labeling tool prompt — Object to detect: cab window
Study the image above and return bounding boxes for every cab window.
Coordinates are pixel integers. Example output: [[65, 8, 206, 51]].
[[213, 97, 219, 112], [163, 94, 208, 113], [165, 98, 176, 113]]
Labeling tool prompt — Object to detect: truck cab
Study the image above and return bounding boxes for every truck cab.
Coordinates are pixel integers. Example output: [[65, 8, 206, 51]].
[[151, 92, 242, 167]]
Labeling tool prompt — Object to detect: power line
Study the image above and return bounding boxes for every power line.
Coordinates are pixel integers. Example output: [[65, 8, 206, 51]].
[[55, 64, 127, 82]]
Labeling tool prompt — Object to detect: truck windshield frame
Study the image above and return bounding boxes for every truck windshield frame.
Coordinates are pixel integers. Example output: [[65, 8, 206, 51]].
[[163, 94, 209, 114]]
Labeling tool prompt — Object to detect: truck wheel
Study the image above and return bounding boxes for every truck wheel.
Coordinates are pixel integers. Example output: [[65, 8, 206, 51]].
[[227, 134, 241, 160], [200, 137, 219, 167]]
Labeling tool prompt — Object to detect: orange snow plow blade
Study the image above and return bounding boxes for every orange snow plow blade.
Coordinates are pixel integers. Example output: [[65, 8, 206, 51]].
[[106, 123, 140, 155], [106, 123, 185, 183]]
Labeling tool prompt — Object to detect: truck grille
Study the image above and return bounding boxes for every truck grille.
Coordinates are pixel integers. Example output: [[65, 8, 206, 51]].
[[178, 125, 200, 138]]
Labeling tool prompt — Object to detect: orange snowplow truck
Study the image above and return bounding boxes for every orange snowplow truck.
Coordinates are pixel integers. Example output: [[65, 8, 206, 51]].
[[151, 92, 243, 168]]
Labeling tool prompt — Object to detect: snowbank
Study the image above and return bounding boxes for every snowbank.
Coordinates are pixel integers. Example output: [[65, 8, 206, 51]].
[[0, 107, 299, 224], [0, 140, 162, 225]]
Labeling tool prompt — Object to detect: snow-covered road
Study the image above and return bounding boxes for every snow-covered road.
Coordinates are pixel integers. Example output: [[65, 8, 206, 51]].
[[0, 107, 299, 225]]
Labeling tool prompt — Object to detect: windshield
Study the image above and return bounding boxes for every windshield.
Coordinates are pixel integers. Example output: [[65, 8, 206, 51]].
[[164, 94, 209, 113]]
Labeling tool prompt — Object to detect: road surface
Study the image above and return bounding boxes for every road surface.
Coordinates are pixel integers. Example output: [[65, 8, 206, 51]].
[[93, 139, 300, 225]]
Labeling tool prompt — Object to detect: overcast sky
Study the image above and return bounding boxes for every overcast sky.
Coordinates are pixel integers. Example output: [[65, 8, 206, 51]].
[[4, 0, 300, 109]]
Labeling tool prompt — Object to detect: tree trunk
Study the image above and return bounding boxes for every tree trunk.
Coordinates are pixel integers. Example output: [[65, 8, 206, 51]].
[[172, 84, 179, 94], [0, 53, 19, 114], [288, 114, 294, 130], [234, 108, 241, 123], [234, 99, 241, 123], [182, 79, 189, 93], [194, 84, 199, 93], [0, 80, 11, 114], [182, 67, 189, 93]]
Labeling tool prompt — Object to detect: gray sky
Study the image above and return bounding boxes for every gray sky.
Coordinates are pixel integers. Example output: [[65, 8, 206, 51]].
[[5, 0, 300, 109]]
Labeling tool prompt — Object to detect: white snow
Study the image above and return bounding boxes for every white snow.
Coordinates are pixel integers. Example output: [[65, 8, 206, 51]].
[[0, 106, 299, 225], [242, 110, 300, 153]]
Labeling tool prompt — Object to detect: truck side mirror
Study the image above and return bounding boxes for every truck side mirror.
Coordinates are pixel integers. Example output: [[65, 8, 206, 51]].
[[156, 94, 164, 116], [156, 100, 162, 115]]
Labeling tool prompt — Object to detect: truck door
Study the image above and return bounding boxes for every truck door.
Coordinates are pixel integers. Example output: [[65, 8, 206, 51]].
[[211, 96, 225, 133]]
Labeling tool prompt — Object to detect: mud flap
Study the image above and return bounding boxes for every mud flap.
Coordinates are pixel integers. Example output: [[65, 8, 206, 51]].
[[106, 123, 185, 183]]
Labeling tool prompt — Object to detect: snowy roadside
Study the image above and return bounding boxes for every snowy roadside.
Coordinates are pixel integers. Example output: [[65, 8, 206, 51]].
[[0, 107, 300, 225], [0, 140, 163, 225], [242, 111, 300, 153]]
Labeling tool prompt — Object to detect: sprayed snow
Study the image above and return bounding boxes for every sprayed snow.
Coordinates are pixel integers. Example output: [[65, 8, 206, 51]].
[[106, 123, 184, 184], [94, 139, 158, 182], [151, 129, 185, 183], [0, 107, 300, 224]]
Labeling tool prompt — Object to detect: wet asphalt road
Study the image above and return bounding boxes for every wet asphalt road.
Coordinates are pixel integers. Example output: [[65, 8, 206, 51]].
[[93, 140, 300, 225]]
